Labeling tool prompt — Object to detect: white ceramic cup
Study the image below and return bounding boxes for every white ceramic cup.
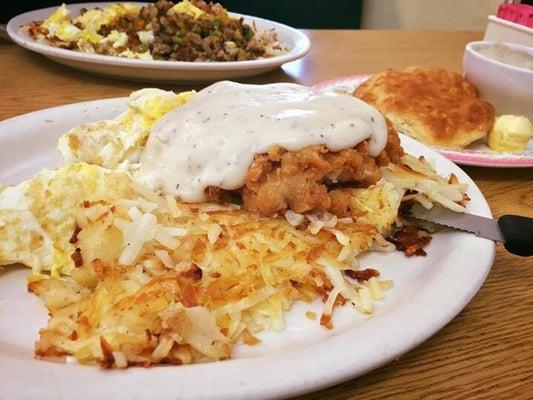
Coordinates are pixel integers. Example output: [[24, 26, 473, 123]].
[[463, 41, 533, 120]]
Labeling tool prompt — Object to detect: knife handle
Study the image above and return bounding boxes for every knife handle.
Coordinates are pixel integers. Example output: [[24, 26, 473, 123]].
[[498, 215, 533, 257]]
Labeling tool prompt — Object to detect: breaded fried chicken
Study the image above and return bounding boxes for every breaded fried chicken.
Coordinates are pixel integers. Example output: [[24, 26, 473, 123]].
[[207, 121, 403, 217]]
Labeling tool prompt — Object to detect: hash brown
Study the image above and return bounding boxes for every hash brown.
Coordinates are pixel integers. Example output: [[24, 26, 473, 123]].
[[0, 155, 468, 367], [354, 67, 495, 149], [4, 162, 400, 366]]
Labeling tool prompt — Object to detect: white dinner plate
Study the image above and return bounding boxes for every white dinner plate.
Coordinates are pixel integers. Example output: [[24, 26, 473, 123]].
[[314, 75, 533, 168], [7, 2, 310, 83], [0, 98, 495, 399]]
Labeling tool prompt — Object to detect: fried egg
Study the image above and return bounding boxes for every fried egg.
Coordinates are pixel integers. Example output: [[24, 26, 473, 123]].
[[58, 88, 195, 170], [0, 163, 137, 277]]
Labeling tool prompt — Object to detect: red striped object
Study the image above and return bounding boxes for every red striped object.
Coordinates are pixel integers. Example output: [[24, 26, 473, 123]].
[[497, 4, 533, 28]]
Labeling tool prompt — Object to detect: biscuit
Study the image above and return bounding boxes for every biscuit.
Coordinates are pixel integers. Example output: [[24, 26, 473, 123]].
[[354, 67, 495, 149]]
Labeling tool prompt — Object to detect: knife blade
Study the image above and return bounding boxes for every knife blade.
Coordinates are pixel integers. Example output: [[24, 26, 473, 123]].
[[408, 203, 505, 242], [407, 203, 533, 257]]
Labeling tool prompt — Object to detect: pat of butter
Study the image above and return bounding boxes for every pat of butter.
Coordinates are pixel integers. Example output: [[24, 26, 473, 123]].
[[488, 115, 533, 152]]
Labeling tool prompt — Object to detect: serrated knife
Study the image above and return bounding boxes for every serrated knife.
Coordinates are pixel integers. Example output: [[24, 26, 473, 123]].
[[408, 203, 533, 257]]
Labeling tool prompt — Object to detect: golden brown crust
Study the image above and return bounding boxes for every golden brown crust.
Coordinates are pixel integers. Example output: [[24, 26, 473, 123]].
[[207, 122, 404, 217], [354, 67, 495, 149]]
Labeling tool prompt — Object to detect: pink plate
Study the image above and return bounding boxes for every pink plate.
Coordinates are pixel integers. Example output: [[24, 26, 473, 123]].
[[313, 74, 533, 168]]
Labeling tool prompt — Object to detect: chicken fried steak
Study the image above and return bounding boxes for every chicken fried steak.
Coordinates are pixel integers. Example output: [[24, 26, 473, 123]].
[[207, 120, 403, 217]]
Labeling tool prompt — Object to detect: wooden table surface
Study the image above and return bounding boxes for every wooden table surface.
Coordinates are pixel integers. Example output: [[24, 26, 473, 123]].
[[1, 30, 532, 399]]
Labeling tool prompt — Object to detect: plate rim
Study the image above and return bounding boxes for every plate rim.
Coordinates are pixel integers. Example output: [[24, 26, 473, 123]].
[[7, 2, 311, 71], [0, 98, 496, 400], [313, 74, 533, 168]]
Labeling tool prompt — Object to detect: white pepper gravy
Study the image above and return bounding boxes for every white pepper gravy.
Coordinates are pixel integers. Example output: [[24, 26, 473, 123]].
[[138, 81, 388, 202]]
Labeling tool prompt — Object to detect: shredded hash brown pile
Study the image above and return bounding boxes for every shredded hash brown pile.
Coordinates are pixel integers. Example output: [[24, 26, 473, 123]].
[[21, 164, 401, 367], [0, 152, 469, 368]]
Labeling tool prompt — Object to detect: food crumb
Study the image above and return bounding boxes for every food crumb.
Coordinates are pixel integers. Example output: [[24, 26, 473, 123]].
[[242, 329, 261, 346], [305, 311, 316, 320]]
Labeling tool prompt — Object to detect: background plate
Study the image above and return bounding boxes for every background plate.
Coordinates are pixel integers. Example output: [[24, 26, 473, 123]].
[[314, 74, 533, 168], [7, 2, 311, 83], [0, 98, 495, 400]]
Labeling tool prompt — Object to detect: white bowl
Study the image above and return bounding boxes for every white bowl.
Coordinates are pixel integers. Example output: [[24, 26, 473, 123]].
[[463, 41, 533, 120], [484, 15, 533, 48]]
